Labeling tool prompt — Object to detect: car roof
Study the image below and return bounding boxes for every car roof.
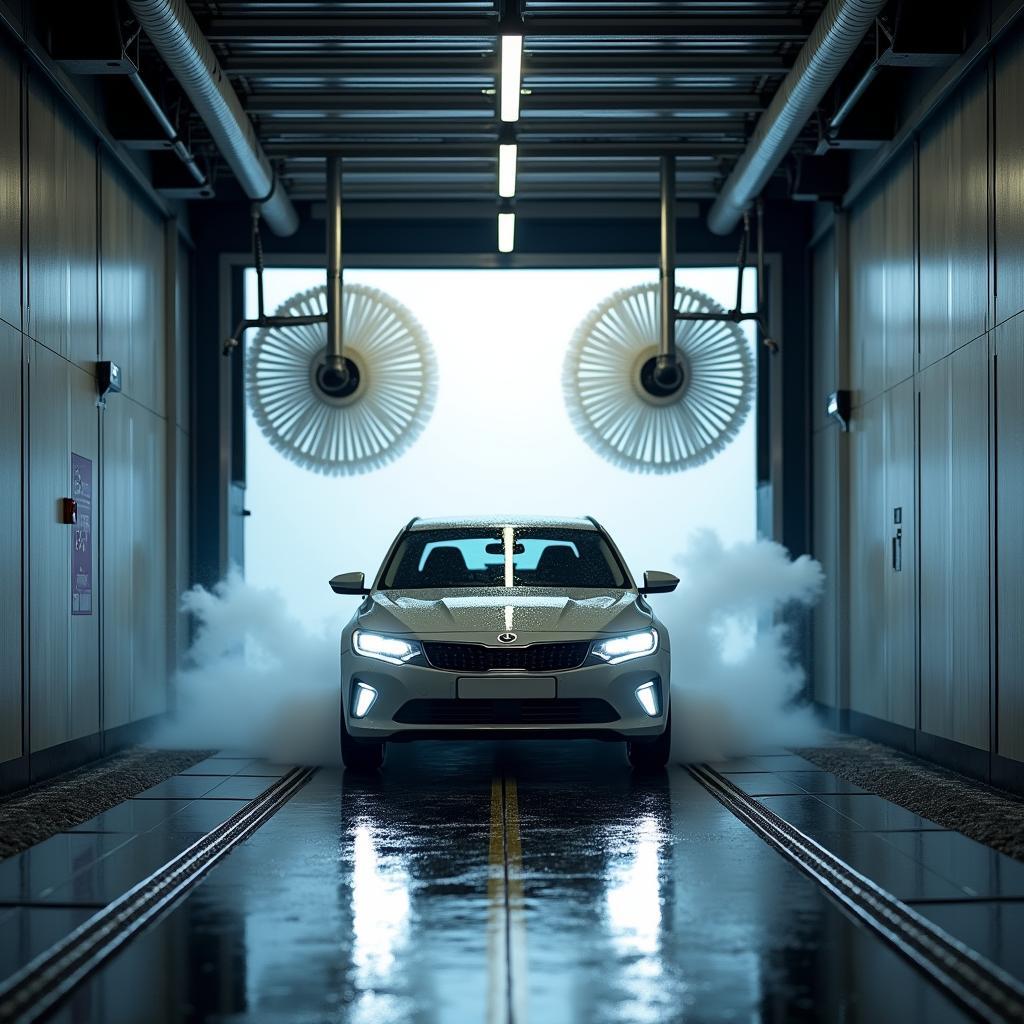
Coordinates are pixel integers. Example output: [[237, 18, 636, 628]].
[[408, 515, 599, 532]]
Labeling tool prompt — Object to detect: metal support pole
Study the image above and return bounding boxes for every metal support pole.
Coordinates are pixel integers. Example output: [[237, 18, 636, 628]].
[[251, 207, 266, 321], [656, 154, 683, 389], [325, 155, 345, 380]]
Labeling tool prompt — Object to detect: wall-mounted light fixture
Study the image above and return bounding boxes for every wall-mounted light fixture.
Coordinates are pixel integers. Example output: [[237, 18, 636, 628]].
[[96, 361, 122, 408], [826, 389, 851, 431]]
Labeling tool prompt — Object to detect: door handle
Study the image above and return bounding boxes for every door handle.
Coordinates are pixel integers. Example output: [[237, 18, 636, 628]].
[[892, 529, 902, 572]]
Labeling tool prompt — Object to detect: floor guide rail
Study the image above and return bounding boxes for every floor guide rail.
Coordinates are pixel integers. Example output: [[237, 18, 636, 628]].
[[0, 766, 316, 1024], [688, 764, 1024, 1024]]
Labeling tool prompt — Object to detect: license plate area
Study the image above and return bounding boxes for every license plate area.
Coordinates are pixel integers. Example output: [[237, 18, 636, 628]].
[[457, 676, 556, 699]]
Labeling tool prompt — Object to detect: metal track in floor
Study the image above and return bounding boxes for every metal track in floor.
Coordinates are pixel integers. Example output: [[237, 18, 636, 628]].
[[689, 763, 1024, 1024], [0, 766, 315, 1024]]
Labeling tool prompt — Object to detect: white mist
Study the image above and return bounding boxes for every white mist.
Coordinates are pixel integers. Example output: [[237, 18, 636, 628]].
[[157, 533, 822, 766]]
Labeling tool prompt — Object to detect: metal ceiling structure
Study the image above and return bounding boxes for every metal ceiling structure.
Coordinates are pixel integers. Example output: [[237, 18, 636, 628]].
[[143, 1, 833, 207]]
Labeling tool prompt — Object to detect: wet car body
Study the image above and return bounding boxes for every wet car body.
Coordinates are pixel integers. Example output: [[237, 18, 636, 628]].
[[331, 516, 678, 770]]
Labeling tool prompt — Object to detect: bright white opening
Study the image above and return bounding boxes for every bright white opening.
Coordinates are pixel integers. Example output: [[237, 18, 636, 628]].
[[498, 143, 518, 198], [244, 266, 757, 627], [500, 35, 523, 122], [635, 681, 659, 717], [352, 681, 378, 718], [497, 212, 516, 253]]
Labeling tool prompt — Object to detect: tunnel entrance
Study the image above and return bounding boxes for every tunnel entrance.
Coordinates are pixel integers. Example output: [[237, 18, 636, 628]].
[[241, 266, 758, 625]]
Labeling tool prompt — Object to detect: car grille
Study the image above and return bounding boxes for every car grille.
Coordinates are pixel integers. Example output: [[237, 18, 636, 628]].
[[422, 640, 591, 673], [393, 698, 620, 726]]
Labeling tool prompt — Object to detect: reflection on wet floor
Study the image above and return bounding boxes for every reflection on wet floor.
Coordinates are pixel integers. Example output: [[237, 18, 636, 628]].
[[3, 741, 1021, 1022]]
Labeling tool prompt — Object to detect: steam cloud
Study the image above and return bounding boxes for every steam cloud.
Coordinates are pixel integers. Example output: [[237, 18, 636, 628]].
[[157, 533, 823, 766], [663, 531, 823, 763]]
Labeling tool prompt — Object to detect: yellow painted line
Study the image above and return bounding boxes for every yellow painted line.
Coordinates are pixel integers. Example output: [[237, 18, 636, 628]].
[[488, 776, 509, 1024], [504, 777, 528, 1024], [487, 774, 528, 1024]]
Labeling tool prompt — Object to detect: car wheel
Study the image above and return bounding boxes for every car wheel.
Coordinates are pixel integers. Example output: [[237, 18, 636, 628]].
[[626, 711, 672, 771], [340, 714, 386, 772]]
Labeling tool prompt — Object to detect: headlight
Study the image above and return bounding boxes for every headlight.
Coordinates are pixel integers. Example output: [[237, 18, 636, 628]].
[[353, 630, 422, 665], [591, 628, 659, 664]]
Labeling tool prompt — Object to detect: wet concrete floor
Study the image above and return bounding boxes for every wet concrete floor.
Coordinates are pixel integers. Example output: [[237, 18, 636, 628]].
[[3, 740, 1023, 1022]]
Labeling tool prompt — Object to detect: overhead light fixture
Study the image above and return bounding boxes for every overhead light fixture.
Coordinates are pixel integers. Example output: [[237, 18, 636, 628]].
[[498, 143, 518, 198], [500, 34, 523, 122], [497, 211, 516, 253]]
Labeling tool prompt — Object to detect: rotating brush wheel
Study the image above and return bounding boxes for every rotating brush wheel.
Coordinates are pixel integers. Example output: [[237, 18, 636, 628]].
[[563, 283, 754, 473], [247, 284, 437, 475]]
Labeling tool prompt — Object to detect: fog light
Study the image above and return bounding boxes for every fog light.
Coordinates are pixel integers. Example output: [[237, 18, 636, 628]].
[[352, 681, 378, 719], [635, 681, 659, 717]]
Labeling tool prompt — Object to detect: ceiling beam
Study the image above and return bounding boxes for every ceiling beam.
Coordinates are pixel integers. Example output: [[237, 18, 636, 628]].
[[263, 141, 747, 158], [219, 54, 793, 76], [301, 199, 706, 221], [243, 92, 765, 114], [253, 123, 753, 144], [202, 16, 809, 42]]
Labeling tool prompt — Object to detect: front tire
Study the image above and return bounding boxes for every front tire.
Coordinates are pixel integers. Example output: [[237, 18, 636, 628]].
[[626, 711, 671, 770], [341, 713, 386, 771]]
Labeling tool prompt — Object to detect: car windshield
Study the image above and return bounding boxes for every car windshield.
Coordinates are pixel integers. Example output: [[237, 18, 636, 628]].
[[378, 527, 631, 590]]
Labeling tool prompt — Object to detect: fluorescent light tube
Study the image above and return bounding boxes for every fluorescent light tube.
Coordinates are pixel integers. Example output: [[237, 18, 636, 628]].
[[498, 143, 518, 198], [497, 212, 516, 253], [500, 34, 523, 122]]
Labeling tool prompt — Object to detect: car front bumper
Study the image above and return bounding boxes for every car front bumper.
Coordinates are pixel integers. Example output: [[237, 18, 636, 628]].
[[342, 649, 670, 741]]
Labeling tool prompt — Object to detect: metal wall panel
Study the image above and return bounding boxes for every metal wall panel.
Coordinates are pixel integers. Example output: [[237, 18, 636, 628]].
[[132, 403, 168, 719], [25, 77, 97, 366], [811, 231, 837, 432], [919, 336, 990, 749], [995, 312, 1024, 759], [175, 242, 190, 432], [101, 397, 168, 727], [69, 362, 99, 740], [99, 163, 132, 385], [812, 425, 838, 707], [919, 69, 988, 371], [0, 31, 185, 778], [995, 32, 1024, 325], [848, 392, 885, 719], [0, 322, 22, 761], [0, 41, 21, 332], [883, 154, 916, 392], [883, 378, 916, 728], [28, 341, 69, 752], [100, 165, 166, 416], [131, 203, 166, 417], [100, 395, 132, 730], [849, 183, 885, 406], [175, 428, 190, 668]]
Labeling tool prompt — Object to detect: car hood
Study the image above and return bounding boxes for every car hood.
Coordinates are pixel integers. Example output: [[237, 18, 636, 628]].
[[358, 588, 649, 638]]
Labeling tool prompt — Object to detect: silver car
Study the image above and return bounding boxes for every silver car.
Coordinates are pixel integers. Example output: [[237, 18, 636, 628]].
[[330, 516, 678, 771]]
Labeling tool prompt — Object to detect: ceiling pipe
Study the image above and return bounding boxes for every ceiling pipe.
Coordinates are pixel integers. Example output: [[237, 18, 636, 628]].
[[125, 0, 298, 235], [706, 0, 888, 235]]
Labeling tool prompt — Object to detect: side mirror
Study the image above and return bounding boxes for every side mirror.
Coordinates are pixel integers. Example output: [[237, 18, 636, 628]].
[[639, 570, 679, 595], [329, 571, 370, 596]]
